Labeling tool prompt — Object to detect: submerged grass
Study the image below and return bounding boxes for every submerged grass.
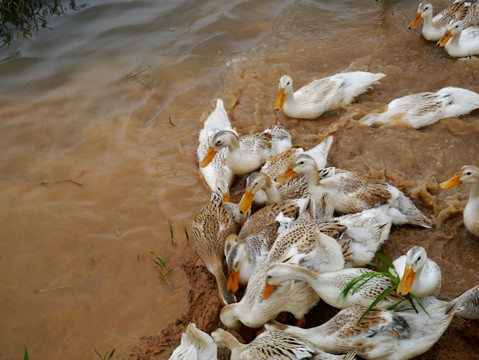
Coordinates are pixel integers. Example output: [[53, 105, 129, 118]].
[[94, 348, 115, 360], [151, 251, 173, 289], [341, 252, 428, 324]]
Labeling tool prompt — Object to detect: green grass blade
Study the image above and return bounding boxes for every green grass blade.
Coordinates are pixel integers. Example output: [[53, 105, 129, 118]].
[[108, 349, 115, 360], [184, 228, 189, 245], [357, 285, 396, 324], [409, 293, 430, 316], [168, 220, 174, 242], [341, 272, 380, 298], [375, 252, 396, 269], [24, 346, 28, 360]]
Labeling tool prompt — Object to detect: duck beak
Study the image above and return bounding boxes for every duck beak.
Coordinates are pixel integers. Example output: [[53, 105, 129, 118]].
[[263, 280, 277, 300], [440, 173, 462, 189], [227, 269, 240, 293], [407, 12, 422, 30], [276, 168, 296, 183], [200, 147, 217, 168], [238, 190, 254, 214], [396, 264, 416, 296], [437, 30, 452, 47], [222, 193, 231, 202], [274, 88, 286, 111]]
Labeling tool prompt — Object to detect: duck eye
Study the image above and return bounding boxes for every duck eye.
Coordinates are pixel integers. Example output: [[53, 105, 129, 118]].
[[417, 256, 422, 262], [466, 172, 472, 175]]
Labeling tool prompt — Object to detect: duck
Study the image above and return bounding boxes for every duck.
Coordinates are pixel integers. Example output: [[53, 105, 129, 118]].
[[264, 245, 440, 308], [437, 19, 479, 57], [392, 246, 441, 297], [197, 98, 236, 199], [273, 72, 386, 120], [211, 328, 358, 360], [221, 208, 392, 330], [454, 284, 479, 319], [408, 1, 479, 41], [238, 136, 333, 214], [168, 323, 217, 360], [220, 231, 342, 330], [278, 154, 432, 227], [264, 263, 402, 309], [225, 197, 313, 293], [192, 193, 240, 305], [359, 87, 479, 129], [440, 165, 479, 236], [265, 299, 459, 360], [200, 125, 292, 176]]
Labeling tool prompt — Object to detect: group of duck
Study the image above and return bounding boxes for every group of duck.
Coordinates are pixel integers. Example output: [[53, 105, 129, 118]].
[[168, 2, 479, 360], [407, 0, 479, 58]]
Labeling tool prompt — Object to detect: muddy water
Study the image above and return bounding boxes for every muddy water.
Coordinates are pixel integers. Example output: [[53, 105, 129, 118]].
[[0, 0, 478, 359]]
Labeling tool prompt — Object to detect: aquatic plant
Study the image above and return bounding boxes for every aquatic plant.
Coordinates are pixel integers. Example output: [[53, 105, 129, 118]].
[[94, 348, 115, 360], [341, 252, 428, 324], [0, 0, 86, 46], [151, 251, 173, 289]]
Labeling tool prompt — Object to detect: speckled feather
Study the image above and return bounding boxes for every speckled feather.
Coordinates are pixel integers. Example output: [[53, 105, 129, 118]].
[[192, 193, 240, 305]]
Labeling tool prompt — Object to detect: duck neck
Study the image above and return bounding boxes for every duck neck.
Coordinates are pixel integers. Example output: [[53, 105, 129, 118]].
[[469, 183, 479, 201], [264, 177, 281, 203], [303, 167, 320, 192], [226, 133, 240, 152]]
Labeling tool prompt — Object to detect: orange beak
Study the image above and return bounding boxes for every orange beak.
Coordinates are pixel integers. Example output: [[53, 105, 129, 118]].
[[440, 173, 462, 189], [276, 168, 296, 183], [396, 264, 416, 296], [222, 193, 231, 202], [200, 147, 217, 168], [263, 280, 277, 300], [274, 88, 286, 111], [407, 12, 422, 30], [238, 190, 254, 214], [227, 269, 240, 293], [437, 30, 452, 47]]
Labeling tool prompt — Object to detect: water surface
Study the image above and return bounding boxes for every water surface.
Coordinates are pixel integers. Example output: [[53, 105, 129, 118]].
[[0, 0, 478, 359]]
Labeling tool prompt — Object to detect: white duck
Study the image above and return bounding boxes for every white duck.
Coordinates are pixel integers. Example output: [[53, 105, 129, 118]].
[[225, 197, 313, 293], [220, 231, 342, 330], [408, 1, 479, 41], [265, 299, 458, 360], [221, 208, 392, 330], [440, 165, 479, 236], [392, 246, 441, 297], [212, 328, 357, 360], [454, 284, 479, 319], [168, 323, 217, 360], [197, 98, 236, 199], [238, 136, 333, 214], [278, 154, 432, 227], [437, 19, 479, 57], [264, 245, 439, 309], [201, 125, 292, 175], [273, 72, 386, 119], [359, 87, 479, 129]]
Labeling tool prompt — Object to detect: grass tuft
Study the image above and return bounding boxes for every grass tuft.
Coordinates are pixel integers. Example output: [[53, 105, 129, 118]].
[[151, 251, 173, 289], [94, 348, 115, 360]]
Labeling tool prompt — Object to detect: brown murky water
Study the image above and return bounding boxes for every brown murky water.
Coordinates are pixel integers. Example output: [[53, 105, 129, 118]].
[[0, 0, 478, 359]]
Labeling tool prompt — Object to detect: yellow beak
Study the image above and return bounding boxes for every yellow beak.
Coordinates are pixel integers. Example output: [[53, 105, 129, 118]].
[[437, 30, 452, 47], [407, 12, 422, 30], [274, 88, 286, 111], [238, 190, 254, 214], [222, 193, 231, 202], [440, 173, 462, 189], [263, 280, 277, 300], [200, 147, 217, 168], [276, 168, 296, 183], [396, 264, 416, 296], [227, 269, 240, 293]]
